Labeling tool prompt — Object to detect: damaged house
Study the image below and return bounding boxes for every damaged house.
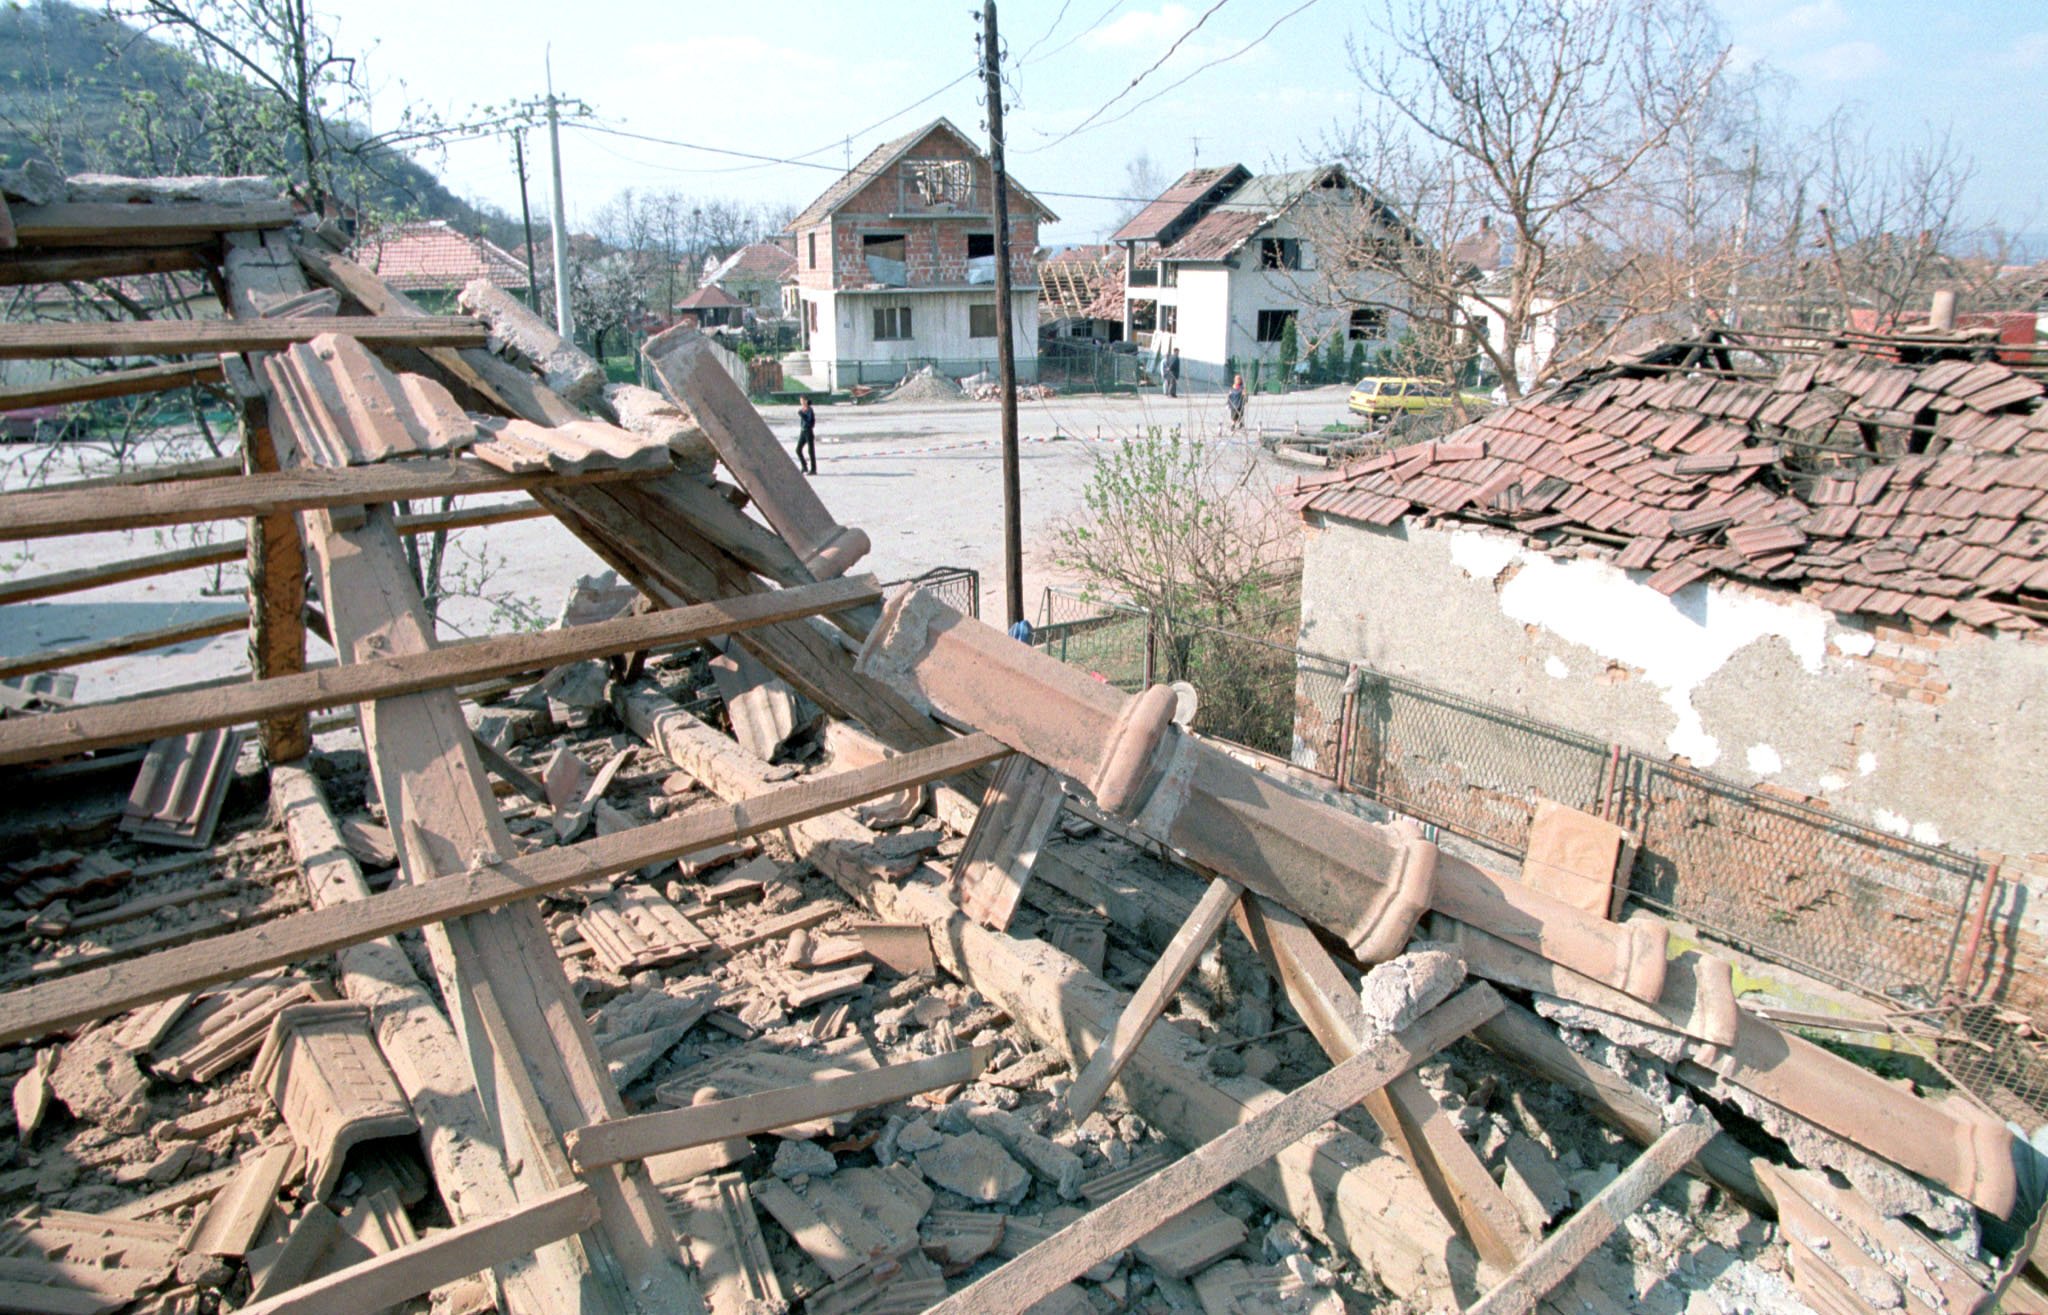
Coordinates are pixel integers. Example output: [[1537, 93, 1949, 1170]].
[[785, 118, 1055, 390], [0, 165, 2043, 1315], [1112, 164, 1409, 388]]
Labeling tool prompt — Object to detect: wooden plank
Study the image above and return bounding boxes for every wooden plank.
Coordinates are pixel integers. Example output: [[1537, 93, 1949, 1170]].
[[0, 245, 210, 288], [923, 985, 1504, 1315], [7, 199, 295, 247], [619, 691, 1478, 1294], [234, 1184, 601, 1315], [0, 502, 544, 611], [0, 576, 881, 766], [1235, 897, 1534, 1272], [0, 729, 1008, 1044], [643, 328, 870, 578], [1063, 874, 1242, 1123], [0, 360, 225, 411], [33, 455, 243, 491], [0, 456, 645, 541], [271, 763, 576, 1313], [223, 229, 315, 762], [1464, 1116, 1719, 1315], [0, 192, 14, 250], [566, 1044, 996, 1172], [0, 316, 486, 360], [950, 752, 1064, 931], [0, 610, 244, 682]]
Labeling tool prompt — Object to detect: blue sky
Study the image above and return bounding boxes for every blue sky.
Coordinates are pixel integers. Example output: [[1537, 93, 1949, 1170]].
[[340, 0, 2048, 247]]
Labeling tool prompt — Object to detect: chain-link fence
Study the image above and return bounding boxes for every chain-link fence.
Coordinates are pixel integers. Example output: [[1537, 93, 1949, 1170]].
[[1032, 588, 2047, 1120], [882, 566, 980, 619]]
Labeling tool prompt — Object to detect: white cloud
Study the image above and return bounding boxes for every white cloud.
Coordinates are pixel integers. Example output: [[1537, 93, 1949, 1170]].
[[1998, 30, 2048, 69], [1087, 3, 1198, 49]]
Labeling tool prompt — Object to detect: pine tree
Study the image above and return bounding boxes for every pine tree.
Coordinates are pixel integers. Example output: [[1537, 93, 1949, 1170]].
[[1347, 340, 1366, 382], [1277, 316, 1298, 388]]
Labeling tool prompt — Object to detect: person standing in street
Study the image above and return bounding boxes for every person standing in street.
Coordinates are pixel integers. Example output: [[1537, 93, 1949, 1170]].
[[1226, 373, 1246, 432], [795, 394, 819, 475], [1163, 347, 1181, 398]]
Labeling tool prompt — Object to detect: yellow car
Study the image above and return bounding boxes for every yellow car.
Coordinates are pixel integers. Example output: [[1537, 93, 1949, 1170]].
[[1346, 376, 1489, 420]]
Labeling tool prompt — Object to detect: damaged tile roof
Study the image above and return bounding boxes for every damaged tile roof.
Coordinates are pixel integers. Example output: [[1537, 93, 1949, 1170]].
[[1289, 335, 2048, 633], [1108, 164, 1249, 244], [350, 220, 531, 293], [1158, 166, 1349, 263], [785, 117, 1056, 231]]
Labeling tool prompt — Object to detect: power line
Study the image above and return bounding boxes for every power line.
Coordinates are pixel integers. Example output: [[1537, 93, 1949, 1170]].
[[1020, 0, 1233, 154], [1017, 0, 1131, 68], [1048, 0, 1325, 144], [1016, 0, 1078, 65]]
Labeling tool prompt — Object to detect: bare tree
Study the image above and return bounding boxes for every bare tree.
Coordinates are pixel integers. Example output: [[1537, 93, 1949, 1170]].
[[1308, 0, 1730, 398], [1113, 151, 1169, 231]]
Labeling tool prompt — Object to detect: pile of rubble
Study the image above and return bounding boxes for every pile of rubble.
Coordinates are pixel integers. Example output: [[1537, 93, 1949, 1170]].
[[0, 166, 2041, 1315], [883, 367, 966, 404], [959, 371, 1055, 402]]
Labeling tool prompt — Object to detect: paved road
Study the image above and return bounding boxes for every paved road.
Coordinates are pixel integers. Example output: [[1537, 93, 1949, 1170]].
[[0, 386, 1359, 701]]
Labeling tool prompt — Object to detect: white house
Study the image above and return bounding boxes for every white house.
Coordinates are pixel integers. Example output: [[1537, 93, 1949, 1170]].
[[1111, 164, 1410, 388], [785, 118, 1056, 391]]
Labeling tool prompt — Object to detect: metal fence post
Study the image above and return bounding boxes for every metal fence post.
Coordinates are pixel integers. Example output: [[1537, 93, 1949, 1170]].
[[1144, 609, 1158, 686], [1334, 664, 1361, 791]]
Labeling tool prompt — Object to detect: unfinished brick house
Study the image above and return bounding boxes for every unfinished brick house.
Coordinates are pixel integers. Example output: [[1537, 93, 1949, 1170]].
[[785, 118, 1055, 390], [1288, 324, 2048, 1029]]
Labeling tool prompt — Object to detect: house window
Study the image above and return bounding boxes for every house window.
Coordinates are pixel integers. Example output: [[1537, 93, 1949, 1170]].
[[1159, 305, 1178, 334], [873, 305, 914, 340], [967, 233, 995, 259], [1348, 307, 1386, 340], [1259, 238, 1302, 270], [806, 302, 818, 332], [969, 303, 999, 339], [862, 233, 907, 259], [808, 233, 817, 269], [1255, 309, 1295, 343]]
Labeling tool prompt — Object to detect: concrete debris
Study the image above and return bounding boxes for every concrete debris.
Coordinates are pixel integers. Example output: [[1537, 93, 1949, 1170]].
[[916, 1131, 1032, 1205], [47, 1027, 151, 1133], [773, 1138, 840, 1180], [1358, 946, 1467, 1037]]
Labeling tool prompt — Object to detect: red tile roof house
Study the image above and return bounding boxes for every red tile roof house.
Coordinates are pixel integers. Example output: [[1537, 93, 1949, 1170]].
[[349, 220, 536, 313], [1285, 324, 2048, 1011], [784, 117, 1056, 391], [1110, 164, 1412, 389]]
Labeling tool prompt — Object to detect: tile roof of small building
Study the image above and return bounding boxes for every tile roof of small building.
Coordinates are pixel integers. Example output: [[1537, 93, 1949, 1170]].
[[1289, 329, 2048, 634], [676, 283, 742, 310], [350, 220, 531, 293], [705, 242, 797, 286]]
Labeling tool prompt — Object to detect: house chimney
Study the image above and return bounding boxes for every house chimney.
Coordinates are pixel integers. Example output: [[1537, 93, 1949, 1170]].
[[1929, 289, 1956, 331]]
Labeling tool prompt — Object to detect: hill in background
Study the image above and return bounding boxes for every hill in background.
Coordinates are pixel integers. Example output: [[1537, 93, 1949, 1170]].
[[0, 0, 500, 238]]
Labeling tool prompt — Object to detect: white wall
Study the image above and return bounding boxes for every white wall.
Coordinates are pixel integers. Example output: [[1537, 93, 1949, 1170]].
[[814, 289, 1038, 389]]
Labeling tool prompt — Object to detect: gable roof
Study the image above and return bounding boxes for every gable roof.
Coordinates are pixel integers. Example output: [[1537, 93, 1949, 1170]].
[[351, 220, 531, 293], [1289, 331, 2048, 634], [1160, 166, 1349, 262], [706, 242, 797, 286], [786, 117, 1056, 230], [1109, 164, 1250, 244], [676, 283, 743, 310]]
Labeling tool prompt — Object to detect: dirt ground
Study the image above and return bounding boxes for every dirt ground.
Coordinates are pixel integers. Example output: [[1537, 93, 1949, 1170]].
[[0, 385, 1357, 701]]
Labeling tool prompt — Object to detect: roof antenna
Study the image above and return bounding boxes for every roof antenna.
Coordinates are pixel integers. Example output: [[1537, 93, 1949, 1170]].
[[1190, 135, 1203, 167]]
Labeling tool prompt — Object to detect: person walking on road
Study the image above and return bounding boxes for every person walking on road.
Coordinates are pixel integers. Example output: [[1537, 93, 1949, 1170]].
[[795, 395, 819, 475], [1163, 347, 1181, 398], [1226, 373, 1246, 432]]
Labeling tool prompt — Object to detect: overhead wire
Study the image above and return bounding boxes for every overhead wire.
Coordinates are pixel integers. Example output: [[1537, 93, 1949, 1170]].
[[1019, 0, 1233, 154]]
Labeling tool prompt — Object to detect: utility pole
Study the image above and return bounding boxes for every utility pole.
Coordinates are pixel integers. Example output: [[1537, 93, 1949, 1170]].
[[982, 0, 1024, 629], [545, 51, 574, 337], [512, 128, 541, 310]]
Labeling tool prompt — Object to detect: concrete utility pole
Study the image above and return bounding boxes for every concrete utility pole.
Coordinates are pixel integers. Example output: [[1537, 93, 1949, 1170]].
[[982, 0, 1024, 628], [512, 128, 541, 311], [545, 51, 573, 337]]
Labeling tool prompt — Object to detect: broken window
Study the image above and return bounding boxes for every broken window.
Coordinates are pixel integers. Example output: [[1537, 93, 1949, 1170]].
[[1349, 307, 1386, 341], [1255, 309, 1295, 343], [1159, 305, 1178, 334], [873, 305, 913, 340], [863, 233, 908, 287], [969, 303, 999, 339], [1259, 238, 1302, 270], [807, 232, 818, 269], [967, 233, 995, 259], [902, 158, 977, 211]]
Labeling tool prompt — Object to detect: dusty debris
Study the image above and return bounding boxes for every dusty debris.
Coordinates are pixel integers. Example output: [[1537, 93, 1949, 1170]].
[[916, 1131, 1032, 1205]]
